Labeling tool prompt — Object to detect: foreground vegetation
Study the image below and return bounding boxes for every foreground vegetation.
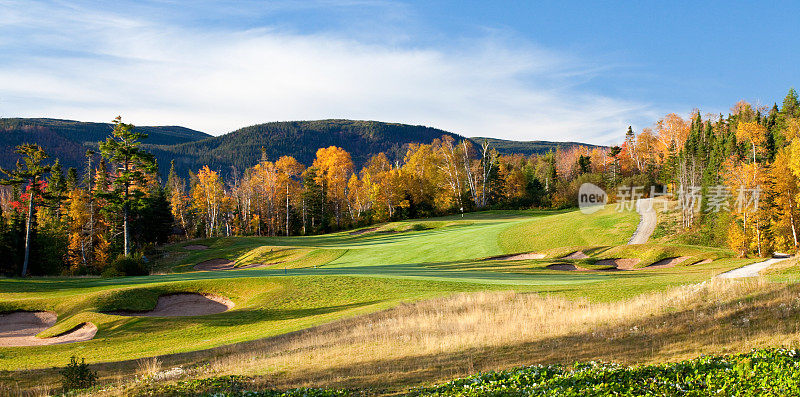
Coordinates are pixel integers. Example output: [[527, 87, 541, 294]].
[[138, 348, 800, 396], [414, 348, 800, 396], [7, 277, 799, 395]]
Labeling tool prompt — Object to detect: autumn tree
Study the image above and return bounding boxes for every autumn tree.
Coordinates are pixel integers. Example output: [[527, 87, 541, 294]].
[[166, 160, 189, 236], [769, 147, 799, 249], [276, 156, 305, 235], [66, 187, 90, 271], [191, 166, 225, 237], [0, 144, 51, 276], [312, 146, 354, 228], [655, 113, 690, 158]]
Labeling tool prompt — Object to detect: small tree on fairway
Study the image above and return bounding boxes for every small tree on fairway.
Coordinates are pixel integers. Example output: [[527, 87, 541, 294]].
[[0, 144, 51, 276], [99, 116, 157, 257]]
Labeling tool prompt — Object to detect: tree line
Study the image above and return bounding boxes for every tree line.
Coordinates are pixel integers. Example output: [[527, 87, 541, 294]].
[[2, 89, 799, 276]]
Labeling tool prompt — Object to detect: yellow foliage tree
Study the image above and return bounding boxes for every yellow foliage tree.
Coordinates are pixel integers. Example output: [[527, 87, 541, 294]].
[[312, 146, 354, 227], [191, 166, 224, 237]]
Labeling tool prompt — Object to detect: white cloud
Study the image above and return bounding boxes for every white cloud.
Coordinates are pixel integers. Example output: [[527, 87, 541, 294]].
[[0, 1, 657, 144]]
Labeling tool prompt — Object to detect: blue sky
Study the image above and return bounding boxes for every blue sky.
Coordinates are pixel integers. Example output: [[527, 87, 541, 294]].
[[0, 1, 797, 144]]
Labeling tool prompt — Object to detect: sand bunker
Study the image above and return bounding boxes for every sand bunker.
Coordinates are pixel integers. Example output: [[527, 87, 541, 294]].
[[105, 293, 234, 317], [561, 251, 588, 260], [194, 258, 264, 271], [689, 258, 713, 265], [0, 311, 96, 347], [487, 252, 546, 261], [183, 244, 208, 250], [350, 227, 379, 235], [647, 256, 690, 269], [595, 258, 641, 271], [194, 258, 235, 270], [547, 263, 590, 271]]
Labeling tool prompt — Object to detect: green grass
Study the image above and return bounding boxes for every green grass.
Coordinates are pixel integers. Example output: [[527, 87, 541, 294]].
[[764, 257, 800, 282], [498, 206, 638, 254], [0, 276, 498, 370], [0, 208, 754, 372]]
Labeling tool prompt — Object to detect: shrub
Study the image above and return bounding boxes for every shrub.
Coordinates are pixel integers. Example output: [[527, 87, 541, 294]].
[[60, 356, 97, 392], [102, 253, 149, 277]]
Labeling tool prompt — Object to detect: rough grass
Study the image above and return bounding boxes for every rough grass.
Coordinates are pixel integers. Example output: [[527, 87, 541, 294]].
[[20, 278, 800, 395], [765, 257, 800, 282]]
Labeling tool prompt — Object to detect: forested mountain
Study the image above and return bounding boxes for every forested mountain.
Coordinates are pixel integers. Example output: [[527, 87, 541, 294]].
[[1, 118, 599, 179], [472, 137, 604, 156], [0, 118, 210, 173], [152, 119, 467, 178]]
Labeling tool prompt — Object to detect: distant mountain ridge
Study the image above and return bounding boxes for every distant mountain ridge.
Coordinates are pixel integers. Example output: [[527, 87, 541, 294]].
[[0, 118, 597, 179], [472, 137, 605, 156], [0, 118, 211, 175], [150, 119, 466, 177]]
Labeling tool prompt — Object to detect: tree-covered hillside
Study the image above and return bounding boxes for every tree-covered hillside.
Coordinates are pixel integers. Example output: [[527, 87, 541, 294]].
[[1, 118, 603, 179], [153, 119, 466, 177], [1, 119, 470, 178], [0, 118, 210, 174], [472, 136, 604, 156]]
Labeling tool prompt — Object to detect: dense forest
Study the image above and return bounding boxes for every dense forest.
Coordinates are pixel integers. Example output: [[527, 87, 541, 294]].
[[472, 137, 603, 157], [0, 118, 210, 176], [1, 89, 799, 276], [0, 118, 588, 180]]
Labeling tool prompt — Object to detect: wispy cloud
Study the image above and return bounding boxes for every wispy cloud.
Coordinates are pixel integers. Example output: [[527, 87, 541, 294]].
[[0, 1, 657, 144]]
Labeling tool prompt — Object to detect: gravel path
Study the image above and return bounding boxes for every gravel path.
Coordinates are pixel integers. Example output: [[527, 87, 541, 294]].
[[628, 198, 657, 245], [717, 255, 792, 278]]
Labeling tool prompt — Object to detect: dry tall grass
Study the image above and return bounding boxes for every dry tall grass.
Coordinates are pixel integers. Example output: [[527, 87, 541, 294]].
[[191, 277, 800, 391], [135, 357, 162, 378]]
